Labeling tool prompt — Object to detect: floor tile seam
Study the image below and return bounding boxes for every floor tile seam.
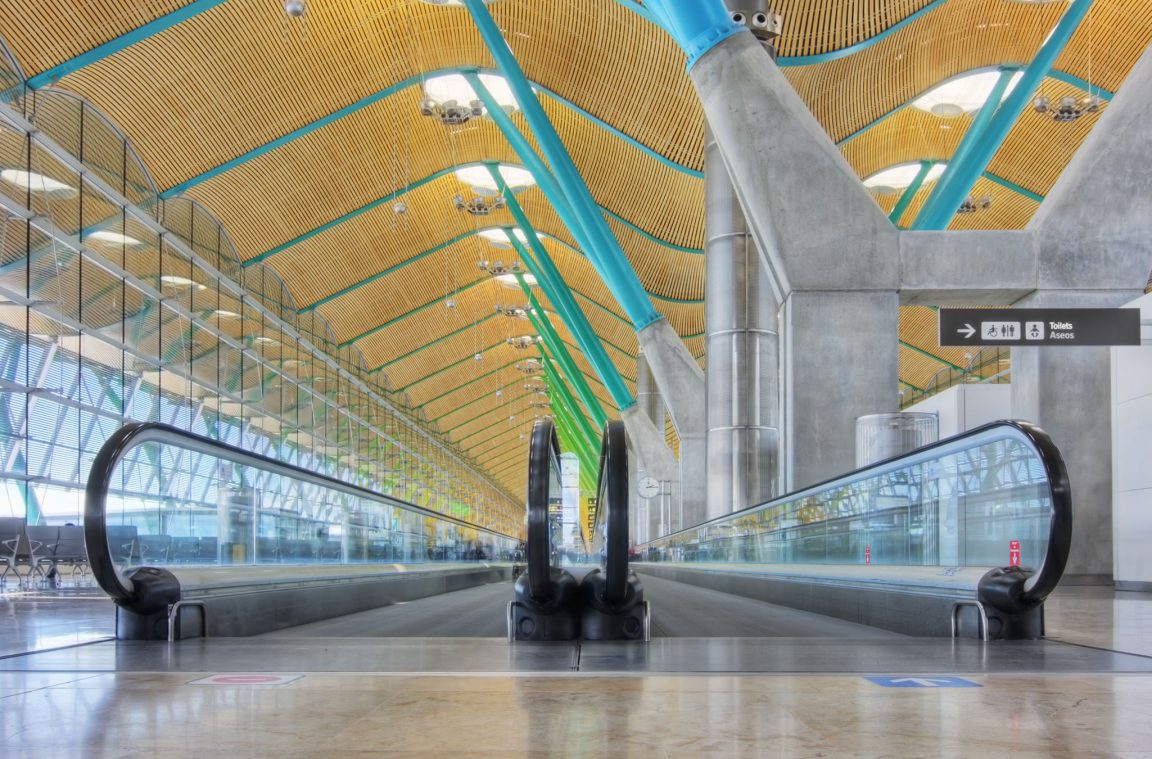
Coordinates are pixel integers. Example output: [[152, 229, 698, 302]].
[[0, 672, 110, 699], [0, 638, 116, 661], [1042, 637, 1152, 661]]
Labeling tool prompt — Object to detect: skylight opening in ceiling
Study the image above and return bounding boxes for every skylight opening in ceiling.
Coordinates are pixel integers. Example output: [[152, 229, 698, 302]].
[[495, 272, 538, 288], [1, 169, 78, 198], [87, 230, 143, 247], [455, 164, 536, 195], [478, 228, 529, 248], [423, 73, 520, 115], [912, 69, 1024, 117], [863, 162, 946, 196]]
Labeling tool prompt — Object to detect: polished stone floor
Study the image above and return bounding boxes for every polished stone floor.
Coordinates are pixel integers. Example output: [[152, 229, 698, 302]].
[[2, 582, 1151, 757]]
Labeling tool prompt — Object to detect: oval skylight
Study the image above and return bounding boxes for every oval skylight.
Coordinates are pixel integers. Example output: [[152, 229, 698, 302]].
[[479, 228, 529, 248], [1, 169, 78, 198], [496, 272, 538, 288], [424, 73, 518, 112], [912, 69, 1023, 115], [160, 274, 208, 290], [863, 162, 946, 196], [88, 230, 143, 247], [455, 164, 535, 195]]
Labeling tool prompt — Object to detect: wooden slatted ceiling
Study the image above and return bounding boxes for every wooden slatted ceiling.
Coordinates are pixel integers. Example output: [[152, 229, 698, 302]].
[[48, 0, 696, 186], [0, 0, 188, 75], [770, 1, 932, 58], [177, 92, 704, 269]]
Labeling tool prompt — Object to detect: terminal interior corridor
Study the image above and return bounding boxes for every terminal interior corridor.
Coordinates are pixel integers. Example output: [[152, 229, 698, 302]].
[[1, 0, 1152, 755]]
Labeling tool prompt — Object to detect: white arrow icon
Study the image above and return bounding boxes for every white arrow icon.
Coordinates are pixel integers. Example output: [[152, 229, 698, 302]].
[[957, 324, 976, 339], [890, 678, 954, 687]]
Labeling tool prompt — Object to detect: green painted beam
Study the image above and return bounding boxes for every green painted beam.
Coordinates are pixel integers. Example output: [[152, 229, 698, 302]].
[[346, 277, 488, 349], [514, 268, 608, 428], [391, 337, 507, 392], [898, 340, 973, 375], [415, 357, 523, 410], [299, 228, 486, 313], [378, 312, 500, 370]]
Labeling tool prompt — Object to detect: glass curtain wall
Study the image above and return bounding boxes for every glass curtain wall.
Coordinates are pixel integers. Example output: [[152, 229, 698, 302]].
[[0, 78, 520, 537]]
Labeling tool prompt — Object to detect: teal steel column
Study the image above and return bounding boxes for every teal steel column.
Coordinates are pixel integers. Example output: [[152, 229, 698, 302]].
[[514, 273, 608, 433], [535, 347, 599, 449], [913, 0, 1095, 229], [640, 0, 744, 68], [458, 13, 662, 330], [26, 0, 230, 89], [910, 68, 1018, 229], [492, 170, 634, 409], [888, 161, 935, 226], [506, 229, 632, 413]]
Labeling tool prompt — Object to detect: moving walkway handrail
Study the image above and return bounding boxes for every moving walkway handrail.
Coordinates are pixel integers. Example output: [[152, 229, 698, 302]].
[[526, 417, 561, 602], [639, 420, 1071, 607], [85, 421, 518, 606], [590, 420, 629, 605]]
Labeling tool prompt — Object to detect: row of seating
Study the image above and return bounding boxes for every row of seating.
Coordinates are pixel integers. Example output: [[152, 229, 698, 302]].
[[0, 518, 88, 588], [103, 527, 218, 564]]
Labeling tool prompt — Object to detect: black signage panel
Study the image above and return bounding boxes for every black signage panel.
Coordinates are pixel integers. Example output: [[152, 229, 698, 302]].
[[939, 308, 1141, 347]]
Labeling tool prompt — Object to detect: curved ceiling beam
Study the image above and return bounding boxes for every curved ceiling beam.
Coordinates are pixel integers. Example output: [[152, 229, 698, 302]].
[[375, 312, 501, 371], [247, 163, 700, 272], [837, 68, 1113, 146], [295, 217, 699, 337], [160, 65, 701, 201], [25, 0, 229, 90], [776, 0, 952, 67]]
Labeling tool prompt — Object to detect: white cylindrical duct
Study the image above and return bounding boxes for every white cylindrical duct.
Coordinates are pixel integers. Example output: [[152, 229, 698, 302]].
[[704, 142, 779, 518], [855, 413, 939, 468]]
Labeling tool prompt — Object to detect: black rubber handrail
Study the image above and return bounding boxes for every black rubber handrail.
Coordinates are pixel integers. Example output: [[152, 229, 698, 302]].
[[526, 418, 561, 602], [590, 420, 629, 605], [636, 420, 1071, 607], [85, 422, 519, 605]]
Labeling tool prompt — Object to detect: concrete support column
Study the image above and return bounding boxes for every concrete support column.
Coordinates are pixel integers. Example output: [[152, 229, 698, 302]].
[[634, 351, 667, 543], [1011, 289, 1140, 582], [781, 290, 899, 490], [1015, 45, 1152, 582]]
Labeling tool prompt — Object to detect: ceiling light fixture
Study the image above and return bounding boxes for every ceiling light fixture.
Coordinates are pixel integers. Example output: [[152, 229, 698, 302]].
[[956, 195, 993, 214], [1032, 93, 1103, 121], [507, 335, 543, 350], [495, 304, 531, 319]]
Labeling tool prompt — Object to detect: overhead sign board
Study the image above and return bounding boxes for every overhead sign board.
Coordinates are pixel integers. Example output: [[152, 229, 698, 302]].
[[939, 308, 1140, 347]]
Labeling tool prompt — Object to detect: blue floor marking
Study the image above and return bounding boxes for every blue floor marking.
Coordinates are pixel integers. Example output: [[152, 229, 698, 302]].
[[866, 676, 982, 688]]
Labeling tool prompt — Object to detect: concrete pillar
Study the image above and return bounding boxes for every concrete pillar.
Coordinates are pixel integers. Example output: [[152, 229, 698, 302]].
[[781, 291, 899, 489], [634, 352, 667, 542], [1014, 45, 1152, 582]]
